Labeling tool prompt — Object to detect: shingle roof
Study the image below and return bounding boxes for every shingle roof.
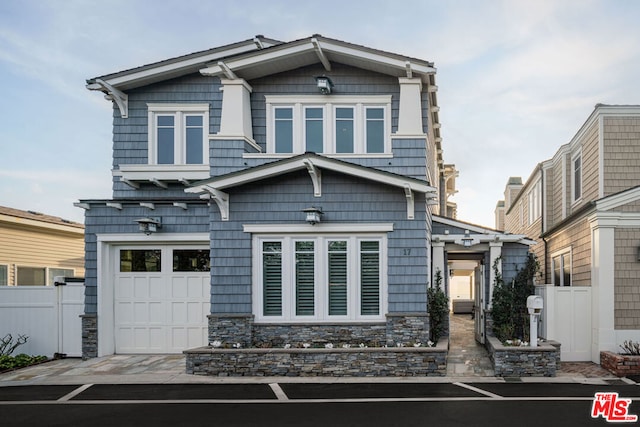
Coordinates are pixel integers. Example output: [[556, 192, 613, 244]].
[[0, 206, 84, 229]]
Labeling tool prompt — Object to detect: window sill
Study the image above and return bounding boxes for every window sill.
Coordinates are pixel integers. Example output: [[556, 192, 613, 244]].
[[113, 164, 210, 188]]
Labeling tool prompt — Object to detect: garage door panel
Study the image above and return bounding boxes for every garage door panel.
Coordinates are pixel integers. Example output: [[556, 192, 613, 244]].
[[114, 246, 209, 354]]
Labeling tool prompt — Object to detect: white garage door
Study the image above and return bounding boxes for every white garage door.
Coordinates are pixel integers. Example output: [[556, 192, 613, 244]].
[[114, 246, 210, 354]]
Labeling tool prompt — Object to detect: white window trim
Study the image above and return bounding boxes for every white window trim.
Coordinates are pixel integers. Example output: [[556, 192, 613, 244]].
[[147, 103, 210, 166], [571, 149, 582, 205], [252, 233, 388, 323], [528, 179, 542, 225], [551, 248, 572, 287], [265, 95, 392, 156], [13, 265, 75, 286], [0, 263, 8, 286]]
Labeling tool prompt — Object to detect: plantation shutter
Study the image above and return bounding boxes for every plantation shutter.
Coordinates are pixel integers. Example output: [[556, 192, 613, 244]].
[[262, 242, 282, 316], [360, 241, 380, 315], [328, 241, 348, 315], [295, 241, 315, 315]]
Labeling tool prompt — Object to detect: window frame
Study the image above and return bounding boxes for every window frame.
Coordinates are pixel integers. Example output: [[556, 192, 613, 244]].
[[571, 150, 582, 204], [0, 264, 7, 286], [253, 233, 387, 323], [147, 103, 210, 166], [528, 179, 542, 225], [551, 249, 572, 287], [13, 265, 76, 286], [265, 95, 392, 156]]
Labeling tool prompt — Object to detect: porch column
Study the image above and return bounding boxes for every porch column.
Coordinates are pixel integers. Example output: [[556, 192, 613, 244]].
[[488, 241, 503, 309], [432, 241, 446, 287], [219, 78, 253, 140], [590, 218, 616, 362]]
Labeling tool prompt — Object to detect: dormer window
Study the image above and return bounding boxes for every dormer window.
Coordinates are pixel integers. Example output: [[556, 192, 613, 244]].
[[266, 95, 391, 156], [148, 104, 209, 165]]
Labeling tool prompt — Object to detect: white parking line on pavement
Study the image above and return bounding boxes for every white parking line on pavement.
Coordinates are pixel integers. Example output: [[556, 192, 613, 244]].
[[453, 382, 503, 399], [269, 383, 289, 401], [57, 384, 94, 402]]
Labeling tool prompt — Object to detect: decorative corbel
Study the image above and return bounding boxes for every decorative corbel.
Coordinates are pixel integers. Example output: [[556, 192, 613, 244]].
[[303, 159, 322, 197], [87, 79, 128, 118], [404, 184, 415, 220], [311, 38, 331, 71], [204, 185, 229, 221]]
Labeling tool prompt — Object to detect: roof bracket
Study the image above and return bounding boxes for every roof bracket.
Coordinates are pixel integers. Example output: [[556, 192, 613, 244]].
[[218, 61, 237, 79], [87, 78, 129, 118], [311, 38, 332, 71], [203, 185, 229, 221], [303, 159, 322, 197], [150, 178, 168, 189], [404, 184, 415, 220], [405, 61, 413, 79]]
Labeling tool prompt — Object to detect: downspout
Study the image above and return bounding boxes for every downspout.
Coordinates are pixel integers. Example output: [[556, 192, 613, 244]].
[[539, 165, 547, 284]]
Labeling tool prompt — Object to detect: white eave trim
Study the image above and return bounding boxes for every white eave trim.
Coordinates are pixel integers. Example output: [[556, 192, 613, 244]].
[[86, 79, 128, 118], [244, 223, 394, 234], [113, 164, 210, 188], [432, 233, 536, 245], [594, 186, 640, 212]]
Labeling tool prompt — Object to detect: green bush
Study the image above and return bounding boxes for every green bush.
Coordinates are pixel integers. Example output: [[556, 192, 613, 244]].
[[490, 254, 539, 342], [0, 354, 47, 371], [427, 269, 449, 344]]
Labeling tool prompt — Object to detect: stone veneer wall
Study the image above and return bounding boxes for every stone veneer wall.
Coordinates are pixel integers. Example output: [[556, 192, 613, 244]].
[[81, 314, 98, 360], [208, 313, 430, 348], [486, 336, 558, 377], [185, 343, 448, 377]]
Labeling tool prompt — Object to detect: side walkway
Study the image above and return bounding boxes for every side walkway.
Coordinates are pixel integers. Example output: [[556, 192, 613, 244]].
[[446, 314, 494, 377]]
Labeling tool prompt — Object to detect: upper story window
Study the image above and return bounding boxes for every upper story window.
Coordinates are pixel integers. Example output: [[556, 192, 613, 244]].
[[528, 179, 542, 225], [266, 95, 392, 156], [148, 104, 209, 165], [571, 151, 582, 203], [552, 250, 571, 286]]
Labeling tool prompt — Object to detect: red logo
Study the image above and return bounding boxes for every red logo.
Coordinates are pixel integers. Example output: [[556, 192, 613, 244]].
[[592, 392, 638, 422]]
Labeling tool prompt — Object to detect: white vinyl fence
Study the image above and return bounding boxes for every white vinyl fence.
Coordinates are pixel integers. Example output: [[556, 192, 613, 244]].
[[0, 278, 84, 358], [535, 285, 592, 361]]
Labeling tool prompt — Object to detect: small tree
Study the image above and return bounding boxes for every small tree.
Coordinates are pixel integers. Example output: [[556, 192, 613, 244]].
[[427, 269, 449, 344], [490, 254, 539, 342]]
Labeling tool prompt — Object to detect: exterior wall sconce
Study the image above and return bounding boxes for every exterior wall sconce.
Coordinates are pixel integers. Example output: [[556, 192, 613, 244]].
[[637, 245, 640, 261], [315, 76, 333, 94], [302, 207, 323, 225], [461, 230, 474, 247], [135, 217, 162, 235]]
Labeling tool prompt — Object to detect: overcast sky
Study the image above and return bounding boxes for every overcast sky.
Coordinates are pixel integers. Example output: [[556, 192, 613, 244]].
[[1, 0, 639, 228]]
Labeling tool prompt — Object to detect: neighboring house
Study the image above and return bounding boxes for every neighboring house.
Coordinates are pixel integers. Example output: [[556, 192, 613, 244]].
[[496, 104, 640, 362], [0, 206, 84, 286], [78, 35, 530, 359]]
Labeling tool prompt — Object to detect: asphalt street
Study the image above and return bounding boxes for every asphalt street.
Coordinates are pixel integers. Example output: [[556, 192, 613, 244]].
[[1, 382, 639, 426]]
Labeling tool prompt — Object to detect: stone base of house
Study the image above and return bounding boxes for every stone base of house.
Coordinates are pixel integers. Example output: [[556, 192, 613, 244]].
[[184, 341, 448, 377], [81, 314, 98, 360], [486, 336, 559, 377], [207, 312, 431, 349], [600, 351, 640, 377]]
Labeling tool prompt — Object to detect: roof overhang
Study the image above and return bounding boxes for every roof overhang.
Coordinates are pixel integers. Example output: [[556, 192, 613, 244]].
[[200, 35, 436, 82], [186, 153, 436, 221], [432, 215, 536, 246]]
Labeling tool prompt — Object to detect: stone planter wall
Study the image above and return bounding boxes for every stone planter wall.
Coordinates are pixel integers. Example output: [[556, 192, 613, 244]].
[[486, 336, 558, 377], [600, 351, 640, 377], [184, 341, 448, 377]]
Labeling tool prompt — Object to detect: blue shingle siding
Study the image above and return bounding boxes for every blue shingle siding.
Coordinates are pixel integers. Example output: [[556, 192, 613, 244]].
[[249, 64, 401, 150], [209, 169, 429, 315], [111, 73, 221, 196], [81, 202, 210, 314]]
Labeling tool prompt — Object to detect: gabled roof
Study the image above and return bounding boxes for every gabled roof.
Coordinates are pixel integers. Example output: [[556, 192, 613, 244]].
[[86, 35, 283, 91], [188, 153, 434, 193], [432, 214, 536, 245], [185, 153, 436, 222], [199, 34, 436, 82]]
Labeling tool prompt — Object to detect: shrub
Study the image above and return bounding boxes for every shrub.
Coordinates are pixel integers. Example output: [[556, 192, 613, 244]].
[[490, 253, 539, 342], [427, 269, 449, 344], [620, 340, 640, 355]]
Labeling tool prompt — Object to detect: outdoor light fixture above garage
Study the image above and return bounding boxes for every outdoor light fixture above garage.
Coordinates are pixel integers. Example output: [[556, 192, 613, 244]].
[[134, 217, 162, 235]]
